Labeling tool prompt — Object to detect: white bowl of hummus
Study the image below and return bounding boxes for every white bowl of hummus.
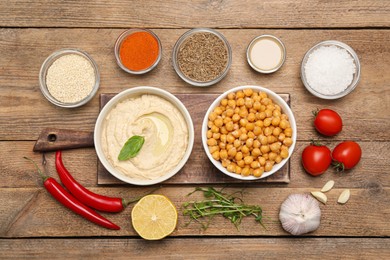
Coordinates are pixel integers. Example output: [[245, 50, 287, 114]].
[[202, 85, 296, 180], [94, 87, 194, 185]]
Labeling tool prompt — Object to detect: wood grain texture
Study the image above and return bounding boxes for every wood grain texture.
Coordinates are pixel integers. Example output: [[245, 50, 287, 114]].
[[1, 141, 388, 189], [0, 29, 389, 141], [97, 93, 290, 184], [0, 186, 388, 237], [0, 0, 389, 28], [1, 238, 389, 259]]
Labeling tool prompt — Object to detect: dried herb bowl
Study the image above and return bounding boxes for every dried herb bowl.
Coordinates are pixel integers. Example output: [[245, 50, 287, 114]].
[[172, 28, 232, 87]]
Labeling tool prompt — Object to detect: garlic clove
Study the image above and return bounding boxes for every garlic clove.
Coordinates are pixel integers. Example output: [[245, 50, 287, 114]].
[[279, 194, 321, 236], [321, 180, 335, 193], [338, 189, 350, 204], [311, 191, 327, 204]]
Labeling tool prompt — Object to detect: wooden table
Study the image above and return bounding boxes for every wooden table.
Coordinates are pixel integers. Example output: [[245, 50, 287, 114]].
[[1, 1, 389, 258]]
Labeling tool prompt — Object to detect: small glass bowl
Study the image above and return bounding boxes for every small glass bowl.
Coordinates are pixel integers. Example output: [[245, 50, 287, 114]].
[[246, 34, 286, 74], [172, 28, 232, 87], [301, 40, 361, 99], [114, 29, 162, 75], [39, 49, 100, 108]]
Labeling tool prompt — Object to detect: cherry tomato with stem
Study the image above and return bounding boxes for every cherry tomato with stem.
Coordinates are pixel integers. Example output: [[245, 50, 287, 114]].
[[313, 109, 343, 136], [332, 141, 362, 171], [301, 141, 332, 176]]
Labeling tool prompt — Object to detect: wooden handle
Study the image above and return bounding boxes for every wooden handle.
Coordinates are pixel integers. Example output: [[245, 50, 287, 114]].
[[33, 128, 94, 152]]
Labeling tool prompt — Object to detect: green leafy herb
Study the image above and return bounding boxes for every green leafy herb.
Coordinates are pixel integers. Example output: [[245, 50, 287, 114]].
[[182, 187, 264, 230], [118, 135, 145, 161]]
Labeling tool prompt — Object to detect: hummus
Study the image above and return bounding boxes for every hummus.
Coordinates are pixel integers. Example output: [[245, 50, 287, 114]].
[[101, 94, 188, 180]]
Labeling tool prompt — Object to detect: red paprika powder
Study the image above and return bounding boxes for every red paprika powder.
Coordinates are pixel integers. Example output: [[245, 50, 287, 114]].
[[119, 31, 160, 71]]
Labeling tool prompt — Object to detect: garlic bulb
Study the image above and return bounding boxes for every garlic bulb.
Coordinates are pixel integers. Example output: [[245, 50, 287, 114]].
[[279, 194, 321, 235]]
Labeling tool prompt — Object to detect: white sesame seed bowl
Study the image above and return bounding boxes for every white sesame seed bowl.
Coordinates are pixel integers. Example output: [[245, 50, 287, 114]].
[[301, 40, 361, 100], [39, 49, 100, 108], [201, 85, 297, 180]]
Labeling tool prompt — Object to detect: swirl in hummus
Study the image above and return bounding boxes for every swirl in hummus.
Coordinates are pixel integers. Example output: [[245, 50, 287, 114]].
[[101, 94, 188, 180]]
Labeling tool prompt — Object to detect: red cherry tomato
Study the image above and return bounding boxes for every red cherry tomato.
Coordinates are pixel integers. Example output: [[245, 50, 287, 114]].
[[313, 109, 343, 136], [301, 142, 332, 176], [332, 141, 362, 171]]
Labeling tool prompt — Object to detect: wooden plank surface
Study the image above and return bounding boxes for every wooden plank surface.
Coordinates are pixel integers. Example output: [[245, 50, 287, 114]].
[[1, 238, 389, 259], [0, 0, 389, 28], [97, 93, 290, 184], [0, 186, 389, 238], [0, 29, 389, 141]]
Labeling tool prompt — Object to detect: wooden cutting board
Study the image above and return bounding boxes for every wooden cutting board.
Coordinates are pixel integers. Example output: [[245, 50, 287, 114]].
[[97, 93, 291, 185]]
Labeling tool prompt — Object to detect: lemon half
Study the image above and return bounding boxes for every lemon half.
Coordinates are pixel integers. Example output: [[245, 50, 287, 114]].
[[131, 194, 178, 240]]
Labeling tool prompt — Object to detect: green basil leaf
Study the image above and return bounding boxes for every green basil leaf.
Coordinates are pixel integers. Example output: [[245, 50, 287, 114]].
[[118, 135, 145, 161]]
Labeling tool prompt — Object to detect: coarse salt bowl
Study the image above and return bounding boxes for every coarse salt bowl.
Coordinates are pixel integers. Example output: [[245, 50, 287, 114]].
[[94, 86, 194, 186], [301, 40, 361, 99], [39, 49, 100, 108], [172, 28, 232, 87], [202, 85, 297, 180], [114, 29, 162, 75]]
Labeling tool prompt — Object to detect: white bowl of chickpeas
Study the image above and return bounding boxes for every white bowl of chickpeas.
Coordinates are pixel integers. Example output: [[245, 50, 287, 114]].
[[202, 86, 296, 180]]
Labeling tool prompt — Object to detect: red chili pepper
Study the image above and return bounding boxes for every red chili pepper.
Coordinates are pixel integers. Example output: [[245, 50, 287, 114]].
[[55, 151, 125, 212], [24, 157, 120, 230]]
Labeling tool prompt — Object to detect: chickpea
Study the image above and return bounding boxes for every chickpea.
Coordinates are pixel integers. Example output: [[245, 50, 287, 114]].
[[253, 101, 261, 111], [227, 134, 235, 143], [255, 120, 264, 128], [236, 91, 245, 99], [220, 126, 228, 135], [228, 147, 237, 158], [246, 122, 255, 131], [253, 95, 261, 102], [243, 88, 253, 97], [241, 167, 251, 176], [234, 107, 240, 114], [260, 145, 270, 154], [227, 99, 236, 108], [208, 112, 217, 121], [251, 161, 260, 169], [271, 117, 280, 126], [284, 127, 293, 137], [237, 98, 245, 107], [251, 147, 261, 157], [253, 168, 264, 178], [240, 127, 247, 134], [209, 146, 219, 154], [237, 159, 245, 168], [223, 117, 232, 125], [265, 109, 273, 118], [253, 126, 262, 136], [244, 156, 254, 165], [227, 164, 235, 173], [273, 109, 281, 117], [281, 145, 289, 151], [220, 134, 227, 143], [235, 152, 243, 161], [267, 135, 277, 144], [258, 111, 266, 120], [212, 133, 221, 140], [226, 108, 234, 117], [259, 92, 268, 99], [221, 99, 228, 106], [269, 152, 277, 161], [225, 121, 234, 131], [239, 118, 248, 127], [279, 119, 289, 129], [260, 105, 266, 112], [259, 135, 268, 145], [281, 114, 288, 120], [221, 159, 229, 168], [264, 127, 273, 136], [245, 99, 253, 109], [247, 131, 255, 139], [232, 129, 241, 138], [264, 161, 274, 172], [226, 144, 233, 151], [264, 118, 272, 127], [232, 114, 240, 122], [219, 142, 226, 150], [211, 125, 219, 133], [270, 142, 281, 152], [273, 127, 282, 137], [207, 138, 217, 146], [275, 155, 282, 164], [258, 156, 266, 166], [241, 145, 250, 154], [261, 97, 271, 106], [253, 140, 261, 148], [278, 133, 286, 142], [275, 104, 281, 111], [207, 130, 213, 138], [214, 107, 223, 115], [220, 149, 228, 160], [207, 120, 214, 128], [283, 137, 293, 147], [240, 133, 248, 142], [233, 139, 241, 148], [239, 108, 248, 118], [212, 151, 220, 160], [246, 138, 254, 148], [235, 165, 242, 175], [227, 92, 235, 100], [280, 149, 289, 159], [247, 112, 256, 122]]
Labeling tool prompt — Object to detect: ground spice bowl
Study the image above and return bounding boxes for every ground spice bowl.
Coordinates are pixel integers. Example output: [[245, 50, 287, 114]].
[[39, 48, 100, 108], [172, 28, 232, 87], [114, 29, 162, 75], [300, 40, 361, 99]]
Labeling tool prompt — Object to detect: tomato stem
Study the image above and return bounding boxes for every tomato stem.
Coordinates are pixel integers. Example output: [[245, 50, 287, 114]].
[[312, 108, 319, 117]]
